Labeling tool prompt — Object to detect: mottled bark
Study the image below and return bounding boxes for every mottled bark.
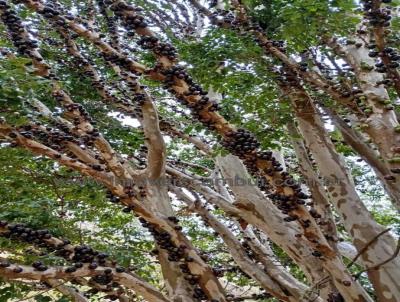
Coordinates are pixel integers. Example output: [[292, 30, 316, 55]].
[[2, 1, 398, 301], [20, 0, 339, 268], [326, 107, 400, 211], [141, 98, 196, 302], [1, 3, 227, 299], [328, 38, 400, 184], [217, 155, 373, 302], [173, 187, 314, 302], [287, 122, 338, 248], [169, 162, 325, 283], [288, 84, 400, 302], [0, 262, 170, 302], [240, 226, 319, 301]]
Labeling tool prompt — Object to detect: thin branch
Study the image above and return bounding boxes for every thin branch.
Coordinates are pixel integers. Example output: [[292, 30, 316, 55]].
[[354, 238, 400, 279], [0, 261, 170, 302], [347, 228, 392, 269]]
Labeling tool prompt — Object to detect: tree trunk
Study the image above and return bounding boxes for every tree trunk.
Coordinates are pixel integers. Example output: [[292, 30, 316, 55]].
[[216, 156, 328, 282], [288, 84, 400, 302], [287, 122, 339, 248], [146, 179, 196, 302], [326, 107, 400, 211], [331, 38, 400, 182], [324, 108, 400, 211], [216, 155, 372, 302], [174, 187, 313, 302]]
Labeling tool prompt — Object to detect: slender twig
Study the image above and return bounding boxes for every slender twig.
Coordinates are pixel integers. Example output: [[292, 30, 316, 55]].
[[300, 275, 330, 302], [354, 238, 400, 279], [347, 228, 391, 269]]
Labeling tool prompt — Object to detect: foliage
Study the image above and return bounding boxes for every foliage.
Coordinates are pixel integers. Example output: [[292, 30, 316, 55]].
[[0, 0, 399, 301]]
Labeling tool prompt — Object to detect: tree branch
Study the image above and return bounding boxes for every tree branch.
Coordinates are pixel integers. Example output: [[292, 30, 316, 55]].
[[0, 261, 170, 302]]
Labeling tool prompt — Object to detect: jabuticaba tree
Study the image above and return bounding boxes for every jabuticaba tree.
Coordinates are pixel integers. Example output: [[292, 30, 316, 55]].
[[0, 0, 399, 302]]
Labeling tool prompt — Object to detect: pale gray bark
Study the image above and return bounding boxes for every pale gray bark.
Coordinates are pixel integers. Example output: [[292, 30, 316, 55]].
[[173, 187, 317, 302], [288, 85, 400, 302]]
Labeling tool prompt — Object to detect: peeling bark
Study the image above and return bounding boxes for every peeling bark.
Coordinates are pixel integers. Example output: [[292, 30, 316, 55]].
[[287, 84, 400, 302], [325, 107, 400, 211], [173, 187, 316, 302], [328, 38, 400, 185], [287, 122, 338, 249], [217, 154, 373, 302], [1, 1, 398, 301]]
